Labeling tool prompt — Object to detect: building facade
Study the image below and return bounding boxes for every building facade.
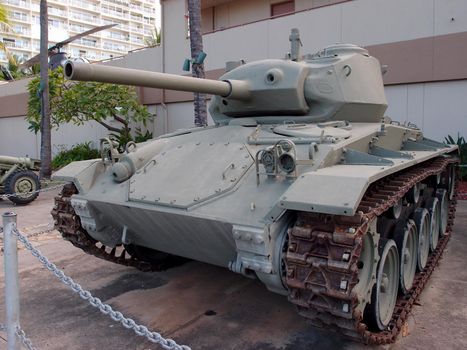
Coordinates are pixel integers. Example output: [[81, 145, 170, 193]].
[[1, 0, 467, 158], [0, 0, 157, 64]]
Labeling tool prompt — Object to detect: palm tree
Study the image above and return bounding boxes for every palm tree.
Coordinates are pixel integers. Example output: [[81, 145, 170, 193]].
[[39, 0, 52, 178], [187, 0, 207, 127], [144, 27, 161, 47], [2, 54, 25, 80], [0, 1, 8, 28], [0, 1, 10, 53]]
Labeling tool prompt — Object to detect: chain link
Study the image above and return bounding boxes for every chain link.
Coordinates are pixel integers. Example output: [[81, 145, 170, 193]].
[[9, 224, 191, 350], [15, 327, 37, 350], [0, 183, 65, 200], [0, 322, 37, 350], [1, 222, 55, 243]]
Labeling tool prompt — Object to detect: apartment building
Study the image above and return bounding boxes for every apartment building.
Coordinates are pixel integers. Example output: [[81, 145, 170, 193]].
[[0, 0, 158, 63], [1, 0, 467, 158]]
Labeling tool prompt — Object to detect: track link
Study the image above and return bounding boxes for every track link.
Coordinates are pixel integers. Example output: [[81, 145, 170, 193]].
[[51, 183, 181, 272], [285, 156, 459, 344]]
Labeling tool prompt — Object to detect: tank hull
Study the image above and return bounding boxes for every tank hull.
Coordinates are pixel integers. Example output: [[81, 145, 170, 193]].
[[79, 199, 237, 267]]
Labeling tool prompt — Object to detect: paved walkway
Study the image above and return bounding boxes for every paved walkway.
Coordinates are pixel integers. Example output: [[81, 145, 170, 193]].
[[0, 191, 466, 350]]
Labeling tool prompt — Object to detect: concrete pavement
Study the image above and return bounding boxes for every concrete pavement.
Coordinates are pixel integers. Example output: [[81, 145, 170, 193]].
[[0, 190, 466, 350]]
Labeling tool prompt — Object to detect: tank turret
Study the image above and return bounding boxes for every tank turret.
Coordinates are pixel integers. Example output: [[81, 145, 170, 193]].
[[64, 36, 387, 125]]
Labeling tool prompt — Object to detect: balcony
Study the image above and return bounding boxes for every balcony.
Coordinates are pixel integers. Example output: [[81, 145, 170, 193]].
[[12, 26, 30, 36], [70, 11, 99, 24], [130, 14, 142, 22], [129, 36, 143, 45], [4, 0, 29, 9], [8, 12, 28, 23], [48, 7, 67, 18], [100, 18, 129, 31], [103, 32, 129, 42], [130, 25, 144, 33], [69, 0, 100, 13], [69, 24, 92, 33], [102, 41, 128, 52], [101, 8, 129, 19], [104, 0, 128, 8], [2, 39, 30, 50], [130, 4, 143, 12], [75, 38, 98, 47]]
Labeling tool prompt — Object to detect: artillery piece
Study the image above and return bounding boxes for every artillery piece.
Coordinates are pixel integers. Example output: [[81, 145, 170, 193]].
[[52, 30, 459, 344], [0, 155, 40, 204]]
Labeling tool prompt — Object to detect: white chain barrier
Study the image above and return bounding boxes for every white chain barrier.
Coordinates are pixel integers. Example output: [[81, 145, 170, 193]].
[[0, 183, 65, 200], [0, 222, 55, 239], [0, 322, 36, 350], [8, 224, 191, 350]]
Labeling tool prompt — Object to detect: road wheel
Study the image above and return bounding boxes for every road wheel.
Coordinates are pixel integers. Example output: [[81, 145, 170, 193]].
[[414, 208, 430, 271], [5, 170, 40, 205], [436, 189, 449, 235], [406, 183, 420, 204], [394, 219, 417, 294], [364, 238, 399, 331], [447, 165, 456, 200], [425, 197, 441, 251]]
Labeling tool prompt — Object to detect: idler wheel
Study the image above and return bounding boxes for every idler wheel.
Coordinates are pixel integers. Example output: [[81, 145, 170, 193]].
[[406, 183, 421, 204], [436, 189, 449, 235], [414, 208, 430, 271], [354, 231, 378, 307], [364, 238, 400, 331], [425, 197, 441, 251], [393, 219, 417, 294]]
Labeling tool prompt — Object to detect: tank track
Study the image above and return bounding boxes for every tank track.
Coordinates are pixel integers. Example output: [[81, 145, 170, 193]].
[[285, 156, 459, 344], [51, 183, 180, 272]]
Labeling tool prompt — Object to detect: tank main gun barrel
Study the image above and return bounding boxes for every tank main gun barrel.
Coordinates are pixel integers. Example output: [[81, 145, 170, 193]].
[[64, 61, 251, 100]]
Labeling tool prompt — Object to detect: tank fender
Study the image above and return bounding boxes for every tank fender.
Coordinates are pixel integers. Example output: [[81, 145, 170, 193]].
[[52, 159, 105, 194], [278, 168, 373, 216]]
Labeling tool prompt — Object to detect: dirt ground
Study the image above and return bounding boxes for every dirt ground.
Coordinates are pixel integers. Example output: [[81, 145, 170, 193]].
[[0, 189, 467, 350]]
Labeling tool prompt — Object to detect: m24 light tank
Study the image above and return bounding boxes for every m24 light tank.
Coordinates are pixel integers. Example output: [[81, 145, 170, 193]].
[[51, 30, 459, 344]]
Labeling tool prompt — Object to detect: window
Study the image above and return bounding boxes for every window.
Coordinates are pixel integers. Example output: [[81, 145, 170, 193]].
[[271, 1, 295, 17]]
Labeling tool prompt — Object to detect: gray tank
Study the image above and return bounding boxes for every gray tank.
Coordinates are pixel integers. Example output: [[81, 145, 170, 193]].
[[52, 30, 459, 344]]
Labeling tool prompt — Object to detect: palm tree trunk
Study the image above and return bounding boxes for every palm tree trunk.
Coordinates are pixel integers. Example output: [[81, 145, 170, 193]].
[[39, 0, 52, 178], [187, 0, 207, 127]]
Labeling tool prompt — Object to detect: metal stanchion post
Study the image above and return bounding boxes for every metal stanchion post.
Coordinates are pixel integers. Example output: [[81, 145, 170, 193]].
[[3, 212, 20, 350]]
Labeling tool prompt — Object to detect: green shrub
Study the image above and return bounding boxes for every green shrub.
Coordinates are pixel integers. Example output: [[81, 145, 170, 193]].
[[52, 142, 100, 170], [445, 134, 467, 180], [109, 127, 153, 150]]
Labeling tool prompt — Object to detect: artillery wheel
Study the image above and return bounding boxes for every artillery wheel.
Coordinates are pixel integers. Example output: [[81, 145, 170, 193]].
[[414, 208, 430, 271], [364, 238, 400, 331], [393, 220, 417, 294], [5, 170, 40, 205], [425, 197, 441, 251]]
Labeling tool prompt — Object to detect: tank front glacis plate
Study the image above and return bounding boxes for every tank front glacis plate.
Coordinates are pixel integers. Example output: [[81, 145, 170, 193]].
[[128, 141, 254, 208]]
